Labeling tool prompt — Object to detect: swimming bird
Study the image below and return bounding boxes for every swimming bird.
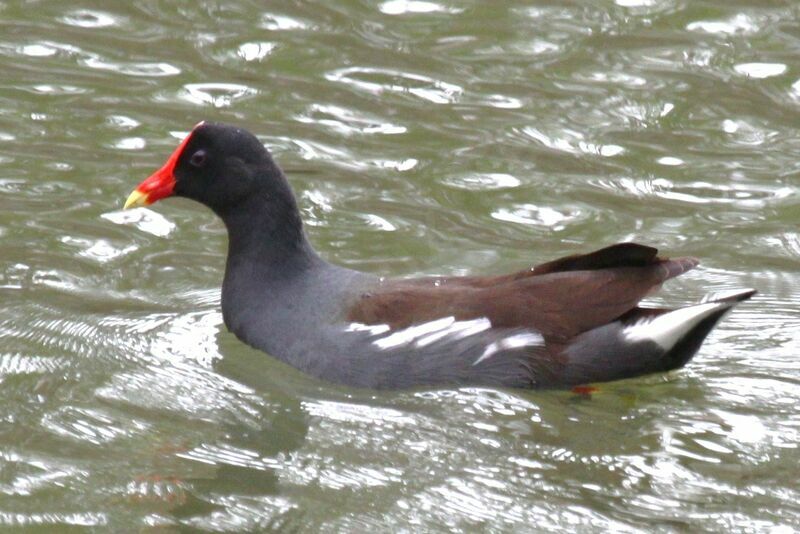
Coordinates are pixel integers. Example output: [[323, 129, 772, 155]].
[[123, 122, 754, 389]]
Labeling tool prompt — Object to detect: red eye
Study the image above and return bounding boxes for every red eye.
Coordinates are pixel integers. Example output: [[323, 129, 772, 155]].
[[190, 149, 207, 167]]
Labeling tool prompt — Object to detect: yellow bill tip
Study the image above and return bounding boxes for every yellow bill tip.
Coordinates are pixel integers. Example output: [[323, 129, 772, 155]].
[[124, 189, 150, 210]]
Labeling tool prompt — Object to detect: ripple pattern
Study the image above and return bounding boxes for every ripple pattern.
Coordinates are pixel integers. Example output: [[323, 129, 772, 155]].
[[0, 0, 797, 531]]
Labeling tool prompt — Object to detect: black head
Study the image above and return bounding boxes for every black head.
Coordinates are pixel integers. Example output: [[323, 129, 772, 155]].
[[124, 122, 291, 218], [172, 122, 280, 215]]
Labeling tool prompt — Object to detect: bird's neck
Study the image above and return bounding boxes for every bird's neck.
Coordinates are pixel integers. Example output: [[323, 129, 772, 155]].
[[219, 187, 324, 291]]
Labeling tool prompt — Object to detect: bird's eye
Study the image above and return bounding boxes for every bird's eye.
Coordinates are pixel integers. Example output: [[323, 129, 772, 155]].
[[189, 149, 207, 167]]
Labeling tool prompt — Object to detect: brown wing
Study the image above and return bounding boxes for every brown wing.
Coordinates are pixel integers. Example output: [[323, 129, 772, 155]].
[[346, 243, 698, 341]]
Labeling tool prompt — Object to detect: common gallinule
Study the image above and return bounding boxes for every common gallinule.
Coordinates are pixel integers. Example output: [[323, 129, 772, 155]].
[[124, 122, 754, 389]]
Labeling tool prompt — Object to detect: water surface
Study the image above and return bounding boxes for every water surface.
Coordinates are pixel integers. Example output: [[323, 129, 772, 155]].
[[0, 1, 798, 531]]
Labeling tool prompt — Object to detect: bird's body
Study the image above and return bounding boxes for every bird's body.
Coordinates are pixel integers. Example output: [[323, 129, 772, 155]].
[[124, 122, 754, 390]]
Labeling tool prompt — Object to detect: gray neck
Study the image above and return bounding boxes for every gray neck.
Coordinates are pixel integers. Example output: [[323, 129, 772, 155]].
[[218, 195, 325, 328]]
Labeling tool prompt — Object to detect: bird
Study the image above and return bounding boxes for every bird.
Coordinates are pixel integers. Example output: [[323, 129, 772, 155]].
[[123, 122, 755, 390]]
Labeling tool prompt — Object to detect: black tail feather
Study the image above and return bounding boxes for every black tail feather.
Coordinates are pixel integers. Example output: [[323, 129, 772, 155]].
[[556, 289, 755, 387]]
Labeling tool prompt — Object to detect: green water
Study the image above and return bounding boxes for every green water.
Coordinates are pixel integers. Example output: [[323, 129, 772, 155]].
[[0, 1, 797, 531]]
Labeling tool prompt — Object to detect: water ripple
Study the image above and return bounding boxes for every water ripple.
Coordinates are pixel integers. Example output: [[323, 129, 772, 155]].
[[237, 41, 276, 62], [178, 83, 258, 108], [326, 67, 462, 104], [1, 38, 180, 78], [177, 442, 279, 471], [106, 115, 140, 130], [81, 52, 180, 77], [733, 62, 787, 79], [41, 406, 139, 445], [295, 104, 406, 136], [491, 204, 582, 231], [0, 512, 106, 528], [441, 173, 521, 191], [379, 1, 463, 16], [102, 208, 176, 238], [591, 176, 794, 208], [0, 1, 797, 530], [28, 84, 89, 95], [520, 126, 625, 157], [109, 136, 146, 150], [60, 9, 119, 29], [686, 14, 762, 35], [260, 13, 310, 31], [0, 353, 66, 376], [60, 236, 137, 263]]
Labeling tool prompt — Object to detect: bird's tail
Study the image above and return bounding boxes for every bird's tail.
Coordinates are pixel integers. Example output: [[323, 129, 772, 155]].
[[557, 289, 756, 387]]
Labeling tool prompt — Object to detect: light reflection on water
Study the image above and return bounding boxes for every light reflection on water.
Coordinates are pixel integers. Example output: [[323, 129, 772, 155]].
[[0, 0, 798, 531]]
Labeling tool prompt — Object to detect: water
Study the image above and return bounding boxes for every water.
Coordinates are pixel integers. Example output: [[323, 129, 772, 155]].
[[0, 1, 798, 531]]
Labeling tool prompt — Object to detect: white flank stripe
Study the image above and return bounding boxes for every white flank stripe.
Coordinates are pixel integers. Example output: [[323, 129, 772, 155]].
[[473, 332, 544, 366], [373, 316, 456, 349], [415, 317, 492, 347], [623, 302, 727, 350], [346, 322, 391, 335], [372, 316, 496, 350]]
